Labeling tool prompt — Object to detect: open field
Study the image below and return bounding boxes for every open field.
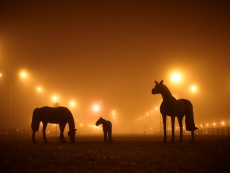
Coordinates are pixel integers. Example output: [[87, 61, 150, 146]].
[[1, 134, 230, 173]]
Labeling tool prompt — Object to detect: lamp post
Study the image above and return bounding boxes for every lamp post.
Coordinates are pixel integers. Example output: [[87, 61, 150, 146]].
[[9, 70, 28, 129], [92, 104, 100, 113], [52, 94, 59, 107]]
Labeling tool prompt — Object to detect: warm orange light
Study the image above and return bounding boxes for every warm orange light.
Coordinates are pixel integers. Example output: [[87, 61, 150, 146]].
[[92, 104, 100, 112], [52, 95, 58, 102], [70, 101, 75, 107], [37, 87, 42, 92], [20, 71, 27, 78], [190, 85, 197, 92], [171, 72, 182, 83]]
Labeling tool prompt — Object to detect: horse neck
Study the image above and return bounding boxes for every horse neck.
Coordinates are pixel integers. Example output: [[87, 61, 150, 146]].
[[161, 85, 174, 101], [67, 116, 75, 131]]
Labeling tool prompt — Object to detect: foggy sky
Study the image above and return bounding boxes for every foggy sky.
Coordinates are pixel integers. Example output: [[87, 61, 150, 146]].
[[0, 0, 230, 133]]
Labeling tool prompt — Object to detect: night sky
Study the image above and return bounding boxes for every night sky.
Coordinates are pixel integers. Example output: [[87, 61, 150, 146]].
[[0, 1, 230, 133]]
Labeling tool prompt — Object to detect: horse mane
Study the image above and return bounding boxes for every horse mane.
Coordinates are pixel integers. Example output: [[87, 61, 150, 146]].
[[67, 114, 75, 131], [161, 83, 174, 100], [57, 107, 75, 131]]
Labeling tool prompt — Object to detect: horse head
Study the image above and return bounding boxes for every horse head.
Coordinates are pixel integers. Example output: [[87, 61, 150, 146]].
[[152, 80, 164, 94], [68, 129, 77, 143], [96, 117, 103, 126]]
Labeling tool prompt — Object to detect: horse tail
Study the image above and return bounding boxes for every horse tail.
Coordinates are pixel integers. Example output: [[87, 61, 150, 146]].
[[31, 108, 41, 132], [184, 100, 198, 131]]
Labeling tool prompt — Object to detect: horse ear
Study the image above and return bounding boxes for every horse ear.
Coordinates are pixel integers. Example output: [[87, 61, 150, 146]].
[[160, 80, 163, 84], [155, 81, 158, 85]]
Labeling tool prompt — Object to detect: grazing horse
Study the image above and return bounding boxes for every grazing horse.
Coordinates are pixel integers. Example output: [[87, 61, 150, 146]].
[[152, 80, 198, 142], [96, 117, 112, 143], [31, 106, 77, 143]]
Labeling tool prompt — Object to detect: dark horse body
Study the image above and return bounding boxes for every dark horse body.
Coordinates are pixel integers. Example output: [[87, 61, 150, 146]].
[[31, 106, 77, 143], [152, 80, 198, 142], [96, 117, 112, 143]]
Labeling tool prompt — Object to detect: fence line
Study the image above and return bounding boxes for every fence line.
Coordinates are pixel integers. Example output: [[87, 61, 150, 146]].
[[196, 127, 230, 136]]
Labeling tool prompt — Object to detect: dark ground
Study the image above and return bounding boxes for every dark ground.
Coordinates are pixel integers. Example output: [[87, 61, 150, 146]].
[[0, 134, 230, 173]]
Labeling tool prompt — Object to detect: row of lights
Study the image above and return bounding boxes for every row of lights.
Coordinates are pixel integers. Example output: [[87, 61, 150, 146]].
[[200, 121, 227, 127], [1, 70, 79, 108]]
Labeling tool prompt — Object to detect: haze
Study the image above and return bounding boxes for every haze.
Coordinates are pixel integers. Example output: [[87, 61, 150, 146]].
[[0, 1, 230, 134]]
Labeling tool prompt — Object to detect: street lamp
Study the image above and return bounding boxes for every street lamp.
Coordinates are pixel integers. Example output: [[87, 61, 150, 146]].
[[170, 72, 182, 83], [92, 104, 100, 112], [190, 85, 197, 93], [36, 87, 42, 92], [70, 101, 76, 107], [20, 71, 27, 78], [52, 95, 59, 107], [9, 70, 28, 128], [112, 110, 116, 120]]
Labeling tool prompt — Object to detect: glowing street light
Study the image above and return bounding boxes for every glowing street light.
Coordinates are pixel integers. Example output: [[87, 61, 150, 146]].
[[52, 95, 59, 107], [70, 101, 76, 107], [170, 72, 182, 83], [112, 110, 116, 120], [20, 71, 27, 79], [92, 104, 100, 112], [52, 95, 58, 102], [190, 85, 197, 93], [37, 87, 42, 92]]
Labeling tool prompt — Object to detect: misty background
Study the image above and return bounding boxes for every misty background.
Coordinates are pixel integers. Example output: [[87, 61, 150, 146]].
[[0, 0, 230, 134]]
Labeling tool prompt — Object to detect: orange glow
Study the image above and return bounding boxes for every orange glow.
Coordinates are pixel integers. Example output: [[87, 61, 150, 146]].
[[170, 72, 182, 83], [70, 101, 76, 107], [20, 71, 27, 78], [92, 104, 100, 112], [37, 87, 42, 92], [190, 85, 197, 92]]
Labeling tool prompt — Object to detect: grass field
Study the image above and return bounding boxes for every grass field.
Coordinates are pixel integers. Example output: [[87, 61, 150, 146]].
[[1, 134, 230, 173]]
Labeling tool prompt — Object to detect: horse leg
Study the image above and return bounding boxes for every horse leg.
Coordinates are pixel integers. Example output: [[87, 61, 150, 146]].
[[59, 124, 66, 143], [108, 128, 112, 142], [162, 114, 167, 143], [104, 130, 107, 143], [191, 131, 195, 142], [42, 123, 48, 143], [171, 116, 175, 143], [32, 131, 36, 143], [178, 117, 183, 142]]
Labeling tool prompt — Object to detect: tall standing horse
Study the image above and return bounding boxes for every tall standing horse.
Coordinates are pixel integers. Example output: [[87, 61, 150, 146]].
[[31, 106, 77, 143], [152, 80, 198, 142], [96, 117, 112, 143]]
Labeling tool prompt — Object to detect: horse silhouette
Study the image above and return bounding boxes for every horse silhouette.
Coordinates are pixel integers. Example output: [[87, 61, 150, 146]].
[[96, 117, 112, 143], [31, 106, 77, 143], [152, 80, 198, 142]]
